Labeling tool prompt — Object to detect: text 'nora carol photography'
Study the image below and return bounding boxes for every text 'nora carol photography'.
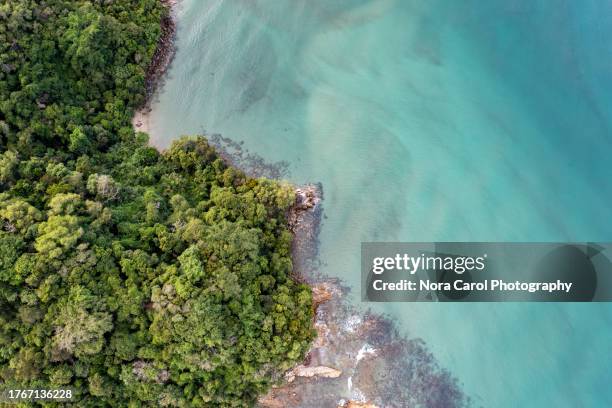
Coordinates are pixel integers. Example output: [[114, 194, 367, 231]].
[[361, 242, 612, 302]]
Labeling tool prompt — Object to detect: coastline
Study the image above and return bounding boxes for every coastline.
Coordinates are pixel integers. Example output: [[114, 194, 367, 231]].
[[260, 186, 468, 408], [132, 0, 178, 135], [134, 2, 469, 407]]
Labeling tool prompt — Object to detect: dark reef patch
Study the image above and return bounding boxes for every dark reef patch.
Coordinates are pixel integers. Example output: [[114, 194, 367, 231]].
[[207, 133, 291, 179]]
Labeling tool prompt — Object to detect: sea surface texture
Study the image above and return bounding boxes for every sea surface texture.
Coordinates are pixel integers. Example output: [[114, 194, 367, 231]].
[[148, 1, 612, 406]]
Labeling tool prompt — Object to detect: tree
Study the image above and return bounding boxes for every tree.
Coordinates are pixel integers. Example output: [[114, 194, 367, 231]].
[[34, 215, 84, 259], [0, 1, 314, 406], [48, 286, 113, 361]]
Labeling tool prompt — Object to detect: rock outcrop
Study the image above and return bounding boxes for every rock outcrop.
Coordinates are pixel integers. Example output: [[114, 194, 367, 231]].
[[311, 281, 335, 307], [338, 401, 380, 408], [285, 365, 342, 383], [288, 184, 321, 233]]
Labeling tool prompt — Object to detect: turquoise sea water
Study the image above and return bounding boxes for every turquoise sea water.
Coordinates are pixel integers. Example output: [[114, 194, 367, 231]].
[[148, 1, 612, 406]]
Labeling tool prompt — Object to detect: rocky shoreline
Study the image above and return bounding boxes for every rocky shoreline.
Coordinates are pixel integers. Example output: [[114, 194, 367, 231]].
[[132, 0, 178, 134], [260, 187, 470, 408]]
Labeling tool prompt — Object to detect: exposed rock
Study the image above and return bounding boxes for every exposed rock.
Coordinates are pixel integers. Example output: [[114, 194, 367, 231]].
[[294, 186, 318, 210], [291, 365, 342, 379], [338, 401, 379, 408], [312, 282, 335, 307], [288, 184, 321, 233], [144, 6, 176, 99]]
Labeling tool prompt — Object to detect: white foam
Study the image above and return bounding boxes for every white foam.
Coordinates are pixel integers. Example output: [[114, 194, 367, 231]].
[[356, 343, 377, 362]]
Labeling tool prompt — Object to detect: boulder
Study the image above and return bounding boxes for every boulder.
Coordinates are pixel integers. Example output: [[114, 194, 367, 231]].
[[292, 365, 342, 379], [338, 401, 379, 408]]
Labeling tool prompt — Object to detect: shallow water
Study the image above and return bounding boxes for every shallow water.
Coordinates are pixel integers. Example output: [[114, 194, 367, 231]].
[[148, 0, 612, 405]]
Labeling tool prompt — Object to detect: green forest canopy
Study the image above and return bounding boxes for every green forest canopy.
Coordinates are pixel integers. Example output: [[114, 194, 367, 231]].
[[0, 1, 314, 406]]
